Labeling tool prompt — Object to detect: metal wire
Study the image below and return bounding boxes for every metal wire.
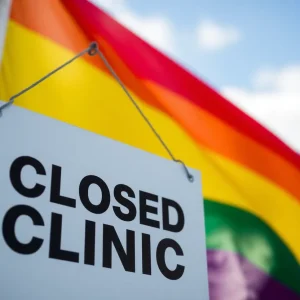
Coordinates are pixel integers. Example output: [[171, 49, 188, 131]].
[[0, 45, 97, 116], [0, 42, 194, 182]]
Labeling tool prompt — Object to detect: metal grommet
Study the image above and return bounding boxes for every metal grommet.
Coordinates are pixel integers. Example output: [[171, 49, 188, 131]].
[[187, 173, 194, 182], [88, 42, 98, 56]]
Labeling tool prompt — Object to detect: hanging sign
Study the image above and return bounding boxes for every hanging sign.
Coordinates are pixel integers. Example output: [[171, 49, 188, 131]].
[[0, 101, 209, 300]]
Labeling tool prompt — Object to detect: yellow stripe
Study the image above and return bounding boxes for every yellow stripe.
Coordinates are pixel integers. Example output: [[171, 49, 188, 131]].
[[1, 21, 300, 261]]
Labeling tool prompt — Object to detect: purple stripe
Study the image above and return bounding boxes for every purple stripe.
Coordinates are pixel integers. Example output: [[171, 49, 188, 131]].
[[207, 249, 300, 300]]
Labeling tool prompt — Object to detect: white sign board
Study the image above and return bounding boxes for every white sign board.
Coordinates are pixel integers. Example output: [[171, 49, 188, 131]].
[[0, 102, 209, 300]]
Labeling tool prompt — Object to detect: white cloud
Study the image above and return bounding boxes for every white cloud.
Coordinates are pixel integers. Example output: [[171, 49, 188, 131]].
[[196, 20, 241, 51], [89, 0, 175, 54], [222, 65, 300, 152]]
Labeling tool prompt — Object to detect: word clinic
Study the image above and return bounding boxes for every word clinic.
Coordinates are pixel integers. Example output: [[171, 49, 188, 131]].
[[2, 156, 186, 280]]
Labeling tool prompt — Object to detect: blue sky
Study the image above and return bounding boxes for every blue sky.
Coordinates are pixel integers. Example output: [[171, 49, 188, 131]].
[[126, 0, 300, 88]]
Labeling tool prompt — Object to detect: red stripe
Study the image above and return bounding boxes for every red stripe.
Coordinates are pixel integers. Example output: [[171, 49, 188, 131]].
[[61, 0, 300, 170]]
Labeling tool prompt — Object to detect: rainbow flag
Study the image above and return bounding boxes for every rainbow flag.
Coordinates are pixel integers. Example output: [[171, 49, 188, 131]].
[[1, 0, 300, 298]]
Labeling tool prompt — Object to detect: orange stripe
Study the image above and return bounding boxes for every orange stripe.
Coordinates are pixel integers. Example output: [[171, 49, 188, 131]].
[[9, 0, 300, 202], [145, 82, 300, 202], [10, 0, 103, 71]]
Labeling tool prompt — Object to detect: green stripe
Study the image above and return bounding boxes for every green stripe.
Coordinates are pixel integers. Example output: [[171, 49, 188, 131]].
[[204, 199, 300, 294]]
